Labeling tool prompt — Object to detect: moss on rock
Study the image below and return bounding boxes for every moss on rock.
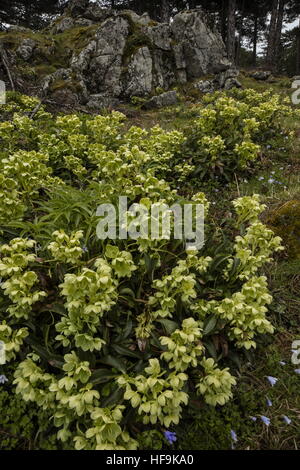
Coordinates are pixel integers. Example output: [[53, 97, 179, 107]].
[[266, 200, 300, 259]]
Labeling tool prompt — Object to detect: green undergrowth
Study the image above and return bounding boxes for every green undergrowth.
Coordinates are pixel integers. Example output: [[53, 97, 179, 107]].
[[0, 78, 300, 450]]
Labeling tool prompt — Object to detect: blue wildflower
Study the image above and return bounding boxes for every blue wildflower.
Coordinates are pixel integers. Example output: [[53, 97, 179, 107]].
[[268, 178, 275, 184], [266, 397, 272, 407], [0, 375, 8, 384], [282, 415, 292, 425], [266, 376, 278, 386], [164, 431, 177, 445], [260, 416, 271, 426], [250, 416, 257, 422], [230, 430, 238, 443], [294, 369, 300, 375], [279, 361, 286, 366], [258, 176, 265, 181]]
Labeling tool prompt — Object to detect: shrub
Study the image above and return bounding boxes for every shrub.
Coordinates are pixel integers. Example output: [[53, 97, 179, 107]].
[[177, 89, 298, 182]]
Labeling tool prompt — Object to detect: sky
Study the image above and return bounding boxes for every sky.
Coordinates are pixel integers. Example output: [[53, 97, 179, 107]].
[[256, 18, 299, 55]]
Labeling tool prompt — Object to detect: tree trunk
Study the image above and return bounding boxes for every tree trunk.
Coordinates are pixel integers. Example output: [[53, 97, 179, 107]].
[[266, 0, 279, 67], [236, 33, 242, 66], [273, 0, 285, 69], [297, 19, 300, 74], [253, 15, 258, 66], [236, 0, 245, 67], [227, 0, 236, 62], [221, 0, 227, 43]]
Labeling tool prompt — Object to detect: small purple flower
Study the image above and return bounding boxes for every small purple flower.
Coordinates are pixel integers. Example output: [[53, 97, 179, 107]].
[[0, 375, 8, 384], [294, 369, 300, 375], [279, 361, 286, 366], [282, 415, 292, 425], [268, 178, 275, 184], [164, 431, 177, 445], [258, 176, 265, 181], [250, 416, 257, 422], [266, 376, 278, 387], [230, 430, 238, 443], [266, 397, 272, 407], [260, 416, 271, 426]]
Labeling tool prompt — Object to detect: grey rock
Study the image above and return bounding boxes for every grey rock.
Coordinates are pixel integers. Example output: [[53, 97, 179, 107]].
[[172, 43, 186, 71], [147, 23, 171, 51], [142, 90, 178, 110], [42, 68, 89, 103], [51, 16, 75, 33], [71, 15, 129, 96], [171, 9, 231, 79], [87, 94, 120, 109], [123, 47, 153, 97], [194, 80, 214, 93], [152, 49, 176, 90], [137, 12, 152, 26], [121, 10, 152, 26], [250, 70, 272, 81], [216, 67, 239, 88], [6, 5, 235, 108], [176, 70, 187, 84], [223, 77, 242, 90], [16, 38, 36, 61]]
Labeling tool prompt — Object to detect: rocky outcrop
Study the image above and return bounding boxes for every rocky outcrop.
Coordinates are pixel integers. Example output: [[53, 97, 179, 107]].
[[4, 1, 238, 108]]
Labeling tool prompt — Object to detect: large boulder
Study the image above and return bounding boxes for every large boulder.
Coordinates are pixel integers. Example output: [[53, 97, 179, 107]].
[[250, 70, 272, 81], [171, 9, 231, 79]]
